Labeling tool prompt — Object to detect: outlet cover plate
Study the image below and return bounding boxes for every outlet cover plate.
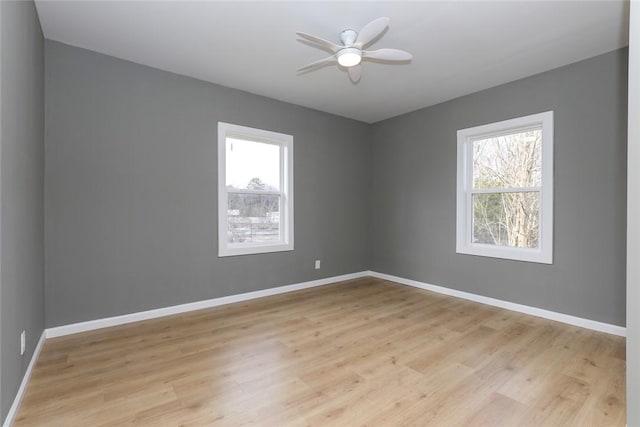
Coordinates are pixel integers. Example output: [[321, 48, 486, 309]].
[[20, 331, 26, 355]]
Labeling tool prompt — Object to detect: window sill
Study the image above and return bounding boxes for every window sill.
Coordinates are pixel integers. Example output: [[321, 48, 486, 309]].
[[218, 243, 294, 257], [456, 243, 552, 264]]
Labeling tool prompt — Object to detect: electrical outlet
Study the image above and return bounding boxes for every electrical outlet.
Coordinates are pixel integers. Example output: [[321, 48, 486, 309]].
[[20, 331, 26, 356], [315, 260, 321, 270]]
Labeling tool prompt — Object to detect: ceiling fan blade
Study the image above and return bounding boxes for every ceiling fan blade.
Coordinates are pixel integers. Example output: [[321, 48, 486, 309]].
[[354, 17, 389, 48], [296, 32, 342, 53], [347, 65, 362, 83], [363, 48, 413, 61], [297, 55, 337, 72]]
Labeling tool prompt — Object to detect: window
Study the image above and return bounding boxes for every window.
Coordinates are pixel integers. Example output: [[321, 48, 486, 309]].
[[218, 122, 293, 257], [456, 111, 553, 264]]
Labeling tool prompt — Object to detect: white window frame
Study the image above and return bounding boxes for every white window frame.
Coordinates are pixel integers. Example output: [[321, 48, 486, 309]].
[[218, 122, 294, 257], [456, 111, 554, 264]]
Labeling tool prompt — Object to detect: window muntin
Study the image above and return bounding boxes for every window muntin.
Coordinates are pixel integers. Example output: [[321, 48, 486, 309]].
[[456, 111, 553, 264], [218, 123, 293, 257]]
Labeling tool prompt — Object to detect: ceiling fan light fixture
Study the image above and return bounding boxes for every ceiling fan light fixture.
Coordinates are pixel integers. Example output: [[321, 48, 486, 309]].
[[337, 48, 362, 67]]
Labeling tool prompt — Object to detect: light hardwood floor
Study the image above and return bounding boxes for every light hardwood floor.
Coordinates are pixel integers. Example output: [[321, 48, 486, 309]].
[[14, 277, 625, 426]]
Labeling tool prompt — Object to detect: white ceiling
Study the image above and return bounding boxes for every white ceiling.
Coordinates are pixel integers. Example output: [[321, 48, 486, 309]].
[[35, 1, 629, 123]]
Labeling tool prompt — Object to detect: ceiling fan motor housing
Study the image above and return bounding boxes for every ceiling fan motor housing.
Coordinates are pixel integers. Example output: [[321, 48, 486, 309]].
[[340, 29, 358, 46]]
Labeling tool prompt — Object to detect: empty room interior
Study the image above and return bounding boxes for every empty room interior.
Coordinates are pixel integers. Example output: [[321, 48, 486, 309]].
[[1, 0, 639, 426]]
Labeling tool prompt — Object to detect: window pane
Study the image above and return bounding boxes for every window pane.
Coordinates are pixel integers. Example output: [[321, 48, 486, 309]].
[[473, 192, 540, 248], [473, 129, 541, 189], [226, 138, 280, 191], [227, 193, 280, 244]]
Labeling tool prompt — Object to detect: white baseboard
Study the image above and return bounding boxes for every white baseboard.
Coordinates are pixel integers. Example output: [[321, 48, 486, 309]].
[[45, 270, 626, 339], [45, 271, 369, 339], [368, 271, 626, 337], [3, 331, 46, 427]]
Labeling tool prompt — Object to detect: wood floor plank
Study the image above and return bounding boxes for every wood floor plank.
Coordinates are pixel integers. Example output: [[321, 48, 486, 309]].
[[461, 392, 528, 427], [13, 277, 626, 426]]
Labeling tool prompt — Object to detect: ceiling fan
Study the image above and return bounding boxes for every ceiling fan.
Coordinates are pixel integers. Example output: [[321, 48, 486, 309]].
[[296, 17, 412, 83]]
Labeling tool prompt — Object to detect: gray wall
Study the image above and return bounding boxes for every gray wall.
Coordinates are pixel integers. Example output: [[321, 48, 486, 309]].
[[0, 0, 45, 422], [44, 43, 627, 329], [45, 41, 627, 329], [44, 41, 371, 327], [627, 2, 639, 425], [370, 49, 627, 326]]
